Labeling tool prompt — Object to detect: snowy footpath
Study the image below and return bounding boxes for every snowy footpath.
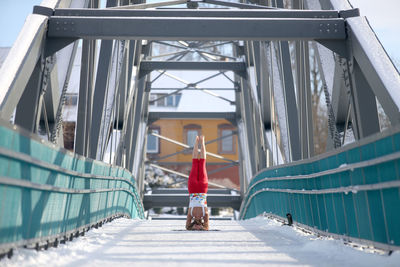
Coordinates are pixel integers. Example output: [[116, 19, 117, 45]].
[[2, 217, 399, 267]]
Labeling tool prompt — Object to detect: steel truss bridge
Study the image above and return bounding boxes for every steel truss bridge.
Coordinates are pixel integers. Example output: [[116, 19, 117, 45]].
[[1, 0, 400, 258]]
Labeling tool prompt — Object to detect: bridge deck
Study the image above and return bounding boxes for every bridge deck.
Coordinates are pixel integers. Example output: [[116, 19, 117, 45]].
[[4, 218, 399, 266]]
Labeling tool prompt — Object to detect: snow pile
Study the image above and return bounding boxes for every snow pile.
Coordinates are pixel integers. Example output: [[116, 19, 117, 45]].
[[2, 217, 400, 267]]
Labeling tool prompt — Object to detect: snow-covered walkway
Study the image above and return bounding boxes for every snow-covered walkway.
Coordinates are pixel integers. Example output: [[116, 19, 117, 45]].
[[2, 217, 399, 267]]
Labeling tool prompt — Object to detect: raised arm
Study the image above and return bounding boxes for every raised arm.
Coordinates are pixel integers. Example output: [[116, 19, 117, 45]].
[[192, 136, 199, 159], [199, 135, 206, 159]]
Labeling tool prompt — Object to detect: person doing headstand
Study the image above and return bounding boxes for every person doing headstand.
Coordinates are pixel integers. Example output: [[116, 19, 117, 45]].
[[186, 135, 209, 231]]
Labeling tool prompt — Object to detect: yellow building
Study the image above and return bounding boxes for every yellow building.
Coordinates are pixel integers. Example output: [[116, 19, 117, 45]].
[[146, 69, 239, 189], [147, 118, 239, 189]]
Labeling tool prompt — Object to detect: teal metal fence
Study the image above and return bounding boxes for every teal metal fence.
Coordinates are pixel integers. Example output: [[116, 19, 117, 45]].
[[240, 127, 400, 250], [0, 121, 144, 255]]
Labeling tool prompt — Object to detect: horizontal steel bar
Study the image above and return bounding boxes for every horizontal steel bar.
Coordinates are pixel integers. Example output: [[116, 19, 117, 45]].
[[246, 150, 400, 196], [151, 188, 236, 194], [48, 17, 345, 41], [149, 111, 237, 120], [151, 87, 235, 90], [0, 176, 135, 195], [143, 193, 242, 210], [141, 61, 246, 71], [54, 8, 339, 18], [0, 147, 136, 187], [241, 179, 400, 218]]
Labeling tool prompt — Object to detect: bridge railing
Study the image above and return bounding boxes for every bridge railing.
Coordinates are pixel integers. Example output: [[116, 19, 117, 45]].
[[240, 126, 400, 251], [0, 120, 144, 256]]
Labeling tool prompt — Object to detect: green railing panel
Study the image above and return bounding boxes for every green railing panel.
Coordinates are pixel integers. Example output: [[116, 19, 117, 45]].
[[0, 122, 144, 253], [240, 127, 400, 250]]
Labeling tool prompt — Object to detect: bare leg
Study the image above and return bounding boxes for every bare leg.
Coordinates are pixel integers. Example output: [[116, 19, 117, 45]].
[[192, 136, 199, 159], [199, 135, 206, 159]]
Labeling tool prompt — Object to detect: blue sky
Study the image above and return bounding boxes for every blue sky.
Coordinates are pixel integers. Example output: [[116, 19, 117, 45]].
[[0, 0, 398, 63]]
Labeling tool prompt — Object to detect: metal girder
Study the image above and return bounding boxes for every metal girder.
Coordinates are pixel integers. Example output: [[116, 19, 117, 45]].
[[47, 16, 346, 41], [277, 41, 301, 161], [88, 40, 114, 159], [151, 188, 236, 194], [148, 111, 237, 124], [258, 42, 271, 128], [14, 58, 44, 132], [296, 40, 314, 158], [347, 17, 400, 126], [347, 58, 380, 139], [75, 40, 96, 156], [140, 61, 246, 72], [0, 14, 47, 120], [53, 8, 340, 18]]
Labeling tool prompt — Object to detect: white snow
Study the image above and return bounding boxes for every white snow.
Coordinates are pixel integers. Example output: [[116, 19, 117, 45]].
[[2, 217, 399, 267]]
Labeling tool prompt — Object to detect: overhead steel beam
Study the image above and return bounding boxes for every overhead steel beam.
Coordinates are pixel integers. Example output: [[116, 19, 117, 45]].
[[47, 16, 346, 41], [140, 61, 246, 72], [148, 111, 237, 123], [53, 8, 340, 18], [143, 193, 242, 210], [151, 188, 237, 194]]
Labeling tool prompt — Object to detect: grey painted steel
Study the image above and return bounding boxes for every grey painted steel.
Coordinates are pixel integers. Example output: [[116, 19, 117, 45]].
[[240, 78, 258, 175], [54, 8, 340, 18], [14, 58, 44, 132], [296, 40, 314, 158], [88, 40, 114, 159], [143, 193, 242, 210], [75, 40, 95, 156], [347, 58, 380, 139], [277, 41, 301, 161], [258, 42, 272, 128], [0, 14, 47, 120], [140, 61, 246, 72], [47, 16, 346, 41], [148, 111, 236, 121], [151, 188, 236, 194], [347, 17, 400, 126], [127, 76, 147, 171]]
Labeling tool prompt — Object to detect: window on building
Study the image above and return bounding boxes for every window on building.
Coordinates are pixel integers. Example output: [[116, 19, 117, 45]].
[[184, 124, 201, 148], [65, 94, 78, 106], [147, 128, 160, 154], [149, 93, 182, 107], [218, 124, 236, 154]]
